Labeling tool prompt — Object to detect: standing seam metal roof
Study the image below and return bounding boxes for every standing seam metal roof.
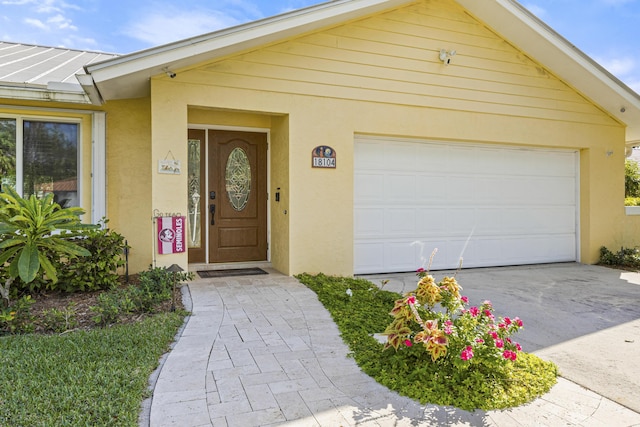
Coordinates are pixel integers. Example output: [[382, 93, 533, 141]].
[[0, 41, 119, 89]]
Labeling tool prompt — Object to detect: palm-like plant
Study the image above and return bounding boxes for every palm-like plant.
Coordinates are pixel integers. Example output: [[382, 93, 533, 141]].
[[0, 186, 97, 284]]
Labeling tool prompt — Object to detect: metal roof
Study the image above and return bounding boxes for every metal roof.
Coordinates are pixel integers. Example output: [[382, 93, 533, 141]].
[[0, 41, 118, 103]]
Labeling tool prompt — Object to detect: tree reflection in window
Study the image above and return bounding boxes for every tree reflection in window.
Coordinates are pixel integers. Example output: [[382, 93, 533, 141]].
[[23, 121, 78, 208], [0, 119, 16, 192]]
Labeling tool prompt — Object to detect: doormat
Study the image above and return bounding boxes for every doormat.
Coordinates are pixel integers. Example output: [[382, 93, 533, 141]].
[[197, 268, 268, 279]]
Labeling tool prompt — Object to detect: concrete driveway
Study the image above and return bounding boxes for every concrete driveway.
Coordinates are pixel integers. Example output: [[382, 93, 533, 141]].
[[362, 263, 640, 414]]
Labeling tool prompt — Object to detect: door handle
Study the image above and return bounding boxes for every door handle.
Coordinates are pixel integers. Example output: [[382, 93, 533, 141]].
[[209, 204, 216, 225]]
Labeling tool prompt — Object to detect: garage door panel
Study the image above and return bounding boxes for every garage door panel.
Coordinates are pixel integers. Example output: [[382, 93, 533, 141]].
[[388, 208, 416, 234], [354, 208, 384, 236], [446, 176, 476, 202], [354, 243, 384, 273], [417, 144, 451, 172], [386, 242, 420, 272], [416, 175, 448, 200], [354, 137, 578, 273], [386, 174, 417, 201], [416, 208, 448, 234], [355, 172, 384, 201]]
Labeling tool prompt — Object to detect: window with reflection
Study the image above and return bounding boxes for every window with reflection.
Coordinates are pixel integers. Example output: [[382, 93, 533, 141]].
[[0, 117, 79, 208]]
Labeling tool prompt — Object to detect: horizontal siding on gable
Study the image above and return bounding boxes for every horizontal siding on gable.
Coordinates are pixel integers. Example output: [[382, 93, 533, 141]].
[[192, 0, 613, 128]]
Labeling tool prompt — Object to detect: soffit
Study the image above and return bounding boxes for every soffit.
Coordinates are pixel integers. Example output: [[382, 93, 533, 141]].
[[79, 0, 640, 144]]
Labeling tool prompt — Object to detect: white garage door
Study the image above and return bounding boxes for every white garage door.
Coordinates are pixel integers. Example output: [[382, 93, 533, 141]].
[[354, 136, 578, 274]]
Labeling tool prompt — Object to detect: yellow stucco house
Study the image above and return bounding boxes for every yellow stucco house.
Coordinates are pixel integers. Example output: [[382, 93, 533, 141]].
[[2, 0, 640, 276]]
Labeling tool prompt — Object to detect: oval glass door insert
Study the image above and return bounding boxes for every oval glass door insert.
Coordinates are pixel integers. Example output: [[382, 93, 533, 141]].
[[225, 147, 251, 211]]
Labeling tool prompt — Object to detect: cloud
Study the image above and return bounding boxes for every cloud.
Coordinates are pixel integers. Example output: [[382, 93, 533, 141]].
[[522, 3, 547, 19], [48, 13, 76, 30], [122, 8, 242, 46], [24, 17, 48, 30], [594, 55, 636, 77]]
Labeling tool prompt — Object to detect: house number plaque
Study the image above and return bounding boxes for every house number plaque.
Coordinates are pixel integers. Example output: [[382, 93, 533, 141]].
[[312, 146, 336, 168]]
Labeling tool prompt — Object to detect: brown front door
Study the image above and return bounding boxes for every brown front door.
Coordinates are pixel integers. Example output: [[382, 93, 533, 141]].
[[208, 130, 267, 263]]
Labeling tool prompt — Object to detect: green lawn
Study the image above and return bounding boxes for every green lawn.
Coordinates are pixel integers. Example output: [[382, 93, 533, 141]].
[[0, 312, 185, 427]]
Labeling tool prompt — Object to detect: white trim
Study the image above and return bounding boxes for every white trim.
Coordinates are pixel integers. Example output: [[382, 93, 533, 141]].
[[92, 112, 107, 224], [0, 104, 101, 115], [625, 206, 640, 216], [1, 114, 83, 198], [0, 86, 90, 104]]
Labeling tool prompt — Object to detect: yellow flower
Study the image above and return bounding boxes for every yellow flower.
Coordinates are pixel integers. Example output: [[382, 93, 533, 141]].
[[440, 276, 461, 300], [416, 275, 441, 306]]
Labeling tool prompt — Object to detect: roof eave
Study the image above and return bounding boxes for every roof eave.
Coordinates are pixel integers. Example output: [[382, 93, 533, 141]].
[[0, 84, 91, 104], [85, 0, 413, 100], [456, 0, 640, 144]]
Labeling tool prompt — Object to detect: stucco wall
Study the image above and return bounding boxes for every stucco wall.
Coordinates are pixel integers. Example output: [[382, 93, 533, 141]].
[[102, 98, 152, 274], [140, 0, 624, 275]]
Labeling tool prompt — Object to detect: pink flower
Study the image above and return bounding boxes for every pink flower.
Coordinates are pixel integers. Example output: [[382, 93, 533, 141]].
[[444, 320, 453, 335], [498, 323, 506, 329], [503, 350, 517, 361], [417, 268, 425, 273], [504, 317, 512, 325], [484, 310, 494, 320], [489, 331, 498, 340], [515, 342, 522, 351], [513, 317, 523, 327], [460, 346, 474, 361], [469, 306, 479, 317], [483, 300, 492, 307], [495, 338, 504, 348], [404, 339, 413, 347], [406, 296, 417, 305], [475, 338, 485, 344], [461, 296, 469, 304]]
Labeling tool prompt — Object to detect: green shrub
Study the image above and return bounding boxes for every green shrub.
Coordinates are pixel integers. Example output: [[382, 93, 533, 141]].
[[90, 265, 193, 326], [0, 186, 96, 285], [626, 159, 640, 198], [0, 296, 35, 335], [599, 246, 640, 269], [56, 220, 128, 292], [625, 197, 640, 206], [296, 273, 558, 411], [41, 303, 78, 333], [90, 292, 123, 326]]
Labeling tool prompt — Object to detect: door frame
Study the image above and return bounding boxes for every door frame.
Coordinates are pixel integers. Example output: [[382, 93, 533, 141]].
[[187, 124, 271, 265]]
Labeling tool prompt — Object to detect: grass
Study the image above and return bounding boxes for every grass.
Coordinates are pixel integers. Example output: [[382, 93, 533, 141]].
[[0, 312, 185, 426], [296, 273, 558, 411]]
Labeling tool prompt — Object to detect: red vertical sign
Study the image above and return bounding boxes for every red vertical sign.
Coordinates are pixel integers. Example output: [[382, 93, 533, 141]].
[[157, 216, 186, 254]]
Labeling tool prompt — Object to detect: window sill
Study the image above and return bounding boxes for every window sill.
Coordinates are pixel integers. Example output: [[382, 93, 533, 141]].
[[625, 206, 640, 216]]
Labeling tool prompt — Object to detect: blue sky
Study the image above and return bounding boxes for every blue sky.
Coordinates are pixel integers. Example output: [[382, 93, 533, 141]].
[[1, 0, 639, 92]]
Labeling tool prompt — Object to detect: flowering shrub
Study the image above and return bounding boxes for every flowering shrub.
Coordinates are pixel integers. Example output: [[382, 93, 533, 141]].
[[383, 268, 524, 373]]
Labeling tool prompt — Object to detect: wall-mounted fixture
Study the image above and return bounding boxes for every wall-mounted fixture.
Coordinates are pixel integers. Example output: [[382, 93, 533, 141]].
[[162, 67, 176, 78], [439, 49, 456, 65]]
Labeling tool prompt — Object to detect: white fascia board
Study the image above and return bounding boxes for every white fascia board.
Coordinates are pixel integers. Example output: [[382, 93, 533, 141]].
[[86, 0, 412, 84], [75, 73, 104, 105], [0, 84, 90, 104]]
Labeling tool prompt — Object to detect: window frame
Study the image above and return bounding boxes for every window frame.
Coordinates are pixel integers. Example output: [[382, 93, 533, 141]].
[[0, 113, 83, 206]]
